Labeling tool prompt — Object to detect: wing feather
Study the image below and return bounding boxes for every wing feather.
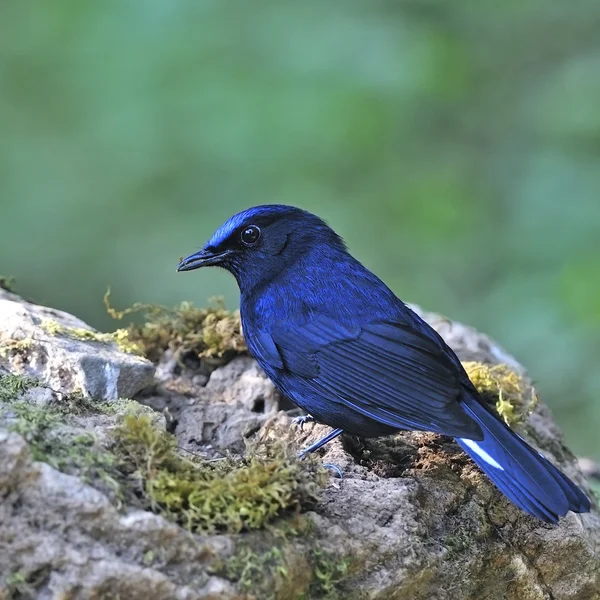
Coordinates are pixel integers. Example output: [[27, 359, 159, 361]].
[[272, 315, 481, 438]]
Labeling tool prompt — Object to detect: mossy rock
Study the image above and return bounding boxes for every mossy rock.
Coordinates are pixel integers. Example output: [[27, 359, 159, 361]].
[[104, 291, 246, 363]]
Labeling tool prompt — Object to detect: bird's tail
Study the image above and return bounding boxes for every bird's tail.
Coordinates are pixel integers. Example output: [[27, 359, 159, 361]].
[[457, 395, 590, 523]]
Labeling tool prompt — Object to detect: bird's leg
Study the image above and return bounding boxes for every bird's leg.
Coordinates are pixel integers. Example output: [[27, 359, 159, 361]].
[[295, 422, 344, 478], [291, 413, 315, 430], [298, 428, 344, 458]]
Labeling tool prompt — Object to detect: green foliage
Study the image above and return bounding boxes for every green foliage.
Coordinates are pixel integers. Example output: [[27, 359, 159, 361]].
[[104, 291, 245, 363], [112, 414, 325, 533]]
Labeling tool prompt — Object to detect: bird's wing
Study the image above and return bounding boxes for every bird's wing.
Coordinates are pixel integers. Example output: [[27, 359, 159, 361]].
[[270, 314, 481, 438]]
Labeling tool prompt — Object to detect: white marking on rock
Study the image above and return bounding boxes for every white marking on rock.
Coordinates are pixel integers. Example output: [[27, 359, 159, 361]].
[[104, 363, 120, 400]]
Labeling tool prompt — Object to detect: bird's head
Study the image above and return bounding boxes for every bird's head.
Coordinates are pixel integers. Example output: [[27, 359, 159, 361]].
[[177, 204, 345, 291]]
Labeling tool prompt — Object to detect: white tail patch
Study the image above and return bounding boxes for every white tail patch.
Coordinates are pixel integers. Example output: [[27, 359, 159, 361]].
[[459, 438, 504, 470]]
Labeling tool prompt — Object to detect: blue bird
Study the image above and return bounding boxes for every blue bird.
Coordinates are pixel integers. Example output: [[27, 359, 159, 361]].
[[178, 205, 590, 523]]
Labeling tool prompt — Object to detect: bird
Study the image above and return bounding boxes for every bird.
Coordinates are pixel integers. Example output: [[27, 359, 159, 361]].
[[177, 204, 591, 523]]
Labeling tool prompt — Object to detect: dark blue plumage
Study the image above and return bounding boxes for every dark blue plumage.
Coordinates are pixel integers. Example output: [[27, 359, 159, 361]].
[[178, 204, 591, 523]]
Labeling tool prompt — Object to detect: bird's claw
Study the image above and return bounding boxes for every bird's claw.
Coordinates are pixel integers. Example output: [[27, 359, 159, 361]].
[[291, 414, 315, 430], [297, 451, 343, 479]]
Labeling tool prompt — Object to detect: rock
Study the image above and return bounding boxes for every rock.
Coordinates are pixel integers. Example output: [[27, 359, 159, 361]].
[[579, 458, 600, 481], [204, 356, 280, 414], [0, 293, 598, 600], [0, 289, 154, 400], [0, 430, 234, 600], [176, 402, 268, 455], [155, 356, 283, 454], [170, 356, 279, 454]]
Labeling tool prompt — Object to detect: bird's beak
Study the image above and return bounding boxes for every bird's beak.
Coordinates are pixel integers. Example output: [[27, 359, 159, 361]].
[[177, 248, 229, 272]]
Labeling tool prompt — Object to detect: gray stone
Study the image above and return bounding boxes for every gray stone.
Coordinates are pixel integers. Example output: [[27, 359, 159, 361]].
[[165, 356, 281, 454], [176, 402, 268, 455], [204, 355, 280, 414], [0, 289, 154, 400]]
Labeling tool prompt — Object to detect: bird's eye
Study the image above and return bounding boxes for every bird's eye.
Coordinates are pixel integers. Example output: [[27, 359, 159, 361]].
[[240, 225, 261, 246]]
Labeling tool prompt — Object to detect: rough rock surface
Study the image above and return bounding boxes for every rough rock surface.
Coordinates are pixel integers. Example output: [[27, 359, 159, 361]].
[[0, 430, 234, 600], [0, 290, 598, 600], [0, 288, 154, 400]]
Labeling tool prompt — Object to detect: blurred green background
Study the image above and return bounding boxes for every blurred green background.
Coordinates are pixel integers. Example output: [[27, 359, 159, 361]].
[[1, 1, 599, 460]]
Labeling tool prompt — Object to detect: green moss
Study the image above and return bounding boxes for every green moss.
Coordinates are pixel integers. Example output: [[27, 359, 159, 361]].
[[0, 399, 131, 504], [2, 400, 62, 446], [270, 513, 315, 540], [462, 362, 538, 427], [226, 547, 291, 599], [56, 390, 141, 418], [3, 568, 49, 600], [4, 571, 30, 598], [104, 290, 245, 363], [1, 378, 323, 536], [223, 544, 352, 600], [0, 371, 141, 419], [305, 549, 350, 600], [38, 289, 245, 363], [112, 413, 325, 533], [0, 373, 38, 402], [0, 378, 156, 506], [0, 338, 33, 359], [441, 508, 494, 561], [443, 528, 476, 559], [41, 318, 142, 355], [0, 378, 344, 597]]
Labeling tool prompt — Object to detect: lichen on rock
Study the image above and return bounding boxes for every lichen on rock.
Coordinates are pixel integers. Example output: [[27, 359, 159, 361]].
[[41, 317, 143, 355]]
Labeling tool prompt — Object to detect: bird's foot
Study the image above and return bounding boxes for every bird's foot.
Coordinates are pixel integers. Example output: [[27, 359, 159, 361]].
[[291, 413, 315, 430], [297, 428, 346, 478]]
